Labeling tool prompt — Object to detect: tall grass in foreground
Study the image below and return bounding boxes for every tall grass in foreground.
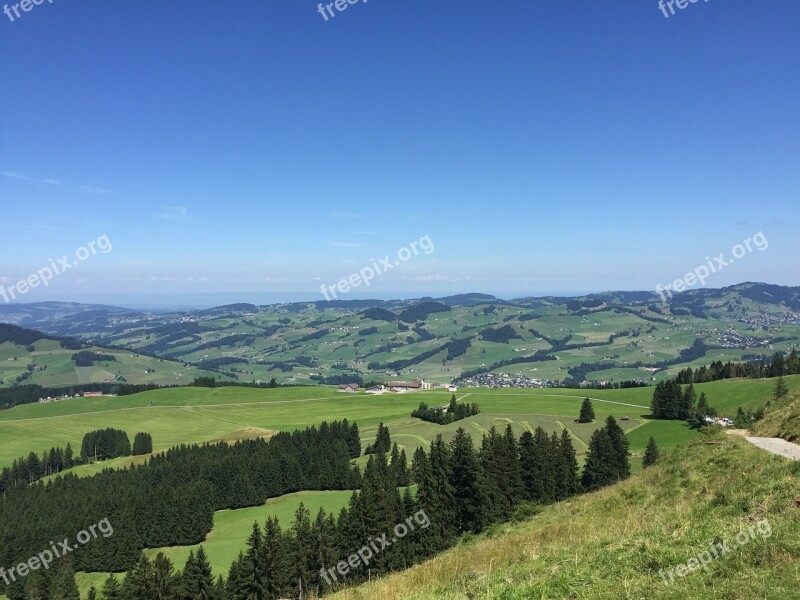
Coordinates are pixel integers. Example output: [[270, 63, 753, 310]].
[[328, 434, 800, 599]]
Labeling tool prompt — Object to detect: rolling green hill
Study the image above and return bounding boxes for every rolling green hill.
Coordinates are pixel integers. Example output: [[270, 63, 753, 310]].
[[3, 283, 798, 388], [0, 324, 229, 389]]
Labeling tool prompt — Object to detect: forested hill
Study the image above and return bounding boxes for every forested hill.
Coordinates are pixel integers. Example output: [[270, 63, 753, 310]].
[[1, 283, 798, 389]]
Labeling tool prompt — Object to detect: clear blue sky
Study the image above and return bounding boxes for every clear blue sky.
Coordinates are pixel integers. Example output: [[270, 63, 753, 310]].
[[1, 0, 797, 305]]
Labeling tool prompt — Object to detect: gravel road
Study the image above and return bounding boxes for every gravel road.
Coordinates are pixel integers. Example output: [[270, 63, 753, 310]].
[[745, 437, 800, 461]]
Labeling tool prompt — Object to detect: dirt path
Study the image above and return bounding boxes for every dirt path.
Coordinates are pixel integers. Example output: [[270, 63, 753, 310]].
[[744, 437, 800, 461], [727, 430, 800, 461]]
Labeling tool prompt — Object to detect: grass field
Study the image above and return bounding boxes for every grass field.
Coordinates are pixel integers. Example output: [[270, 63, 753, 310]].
[[2, 376, 798, 598], [0, 340, 227, 388]]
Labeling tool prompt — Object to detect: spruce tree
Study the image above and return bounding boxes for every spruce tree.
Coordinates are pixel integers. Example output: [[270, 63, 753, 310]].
[[694, 392, 709, 422], [101, 574, 122, 600], [503, 425, 525, 506], [23, 569, 50, 600], [604, 416, 630, 480], [416, 435, 455, 553], [308, 508, 337, 595], [411, 446, 428, 484], [774, 375, 788, 401], [183, 546, 214, 599], [556, 428, 580, 499], [581, 428, 616, 491], [578, 397, 595, 423], [679, 384, 696, 420], [518, 430, 537, 502], [213, 575, 227, 600], [243, 522, 265, 600], [121, 554, 155, 600], [225, 552, 250, 600], [132, 432, 154, 455], [290, 503, 314, 595], [642, 437, 659, 468], [263, 516, 291, 598], [151, 552, 179, 600], [376, 422, 391, 453], [448, 427, 487, 533]]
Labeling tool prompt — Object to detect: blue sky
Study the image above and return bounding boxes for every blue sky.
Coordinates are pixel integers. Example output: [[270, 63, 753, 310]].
[[1, 0, 797, 305]]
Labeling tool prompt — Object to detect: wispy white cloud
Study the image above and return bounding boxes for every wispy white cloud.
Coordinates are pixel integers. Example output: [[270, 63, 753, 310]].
[[327, 241, 365, 248], [75, 184, 115, 195], [2, 171, 114, 194], [157, 206, 190, 221]]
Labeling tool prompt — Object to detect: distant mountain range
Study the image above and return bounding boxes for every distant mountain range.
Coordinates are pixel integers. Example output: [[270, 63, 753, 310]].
[[1, 283, 798, 389]]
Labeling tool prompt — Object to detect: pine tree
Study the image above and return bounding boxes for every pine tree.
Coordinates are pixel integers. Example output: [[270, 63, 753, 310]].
[[290, 503, 314, 596], [604, 416, 630, 481], [101, 574, 122, 600], [581, 428, 616, 491], [213, 575, 227, 600], [225, 552, 250, 600], [679, 384, 696, 420], [389, 443, 406, 486], [448, 427, 487, 533], [183, 546, 214, 599], [416, 435, 455, 553], [642, 437, 659, 468], [86, 586, 98, 600], [411, 446, 428, 484], [694, 392, 710, 422], [121, 554, 155, 600], [308, 508, 336, 595], [23, 569, 50, 600], [556, 428, 579, 499], [578, 397, 595, 423], [242, 522, 265, 600], [132, 432, 154, 455], [774, 375, 788, 401], [263, 516, 291, 598], [518, 430, 537, 502], [503, 425, 525, 506], [151, 552, 179, 600]]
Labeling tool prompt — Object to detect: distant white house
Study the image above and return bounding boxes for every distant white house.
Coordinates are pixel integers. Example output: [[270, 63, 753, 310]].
[[447, 385, 458, 392], [365, 385, 386, 394], [337, 383, 359, 393]]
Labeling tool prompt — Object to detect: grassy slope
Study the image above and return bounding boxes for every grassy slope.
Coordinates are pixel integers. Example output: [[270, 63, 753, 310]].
[[328, 435, 800, 600], [3, 378, 798, 598], [751, 389, 800, 442], [4, 376, 798, 472], [0, 340, 226, 388]]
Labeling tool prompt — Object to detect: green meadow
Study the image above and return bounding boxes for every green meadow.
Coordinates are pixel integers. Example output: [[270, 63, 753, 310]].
[[2, 375, 798, 597]]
